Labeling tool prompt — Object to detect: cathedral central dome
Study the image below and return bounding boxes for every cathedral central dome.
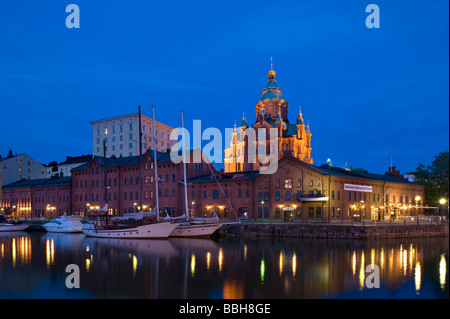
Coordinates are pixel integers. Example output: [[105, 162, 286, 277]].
[[260, 62, 284, 101]]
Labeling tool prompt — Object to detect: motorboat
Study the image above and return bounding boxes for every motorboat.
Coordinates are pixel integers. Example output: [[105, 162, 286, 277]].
[[0, 215, 29, 232], [43, 215, 83, 233]]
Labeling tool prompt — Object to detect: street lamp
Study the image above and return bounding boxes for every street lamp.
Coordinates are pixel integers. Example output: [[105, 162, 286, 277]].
[[439, 198, 447, 219], [414, 196, 421, 223]]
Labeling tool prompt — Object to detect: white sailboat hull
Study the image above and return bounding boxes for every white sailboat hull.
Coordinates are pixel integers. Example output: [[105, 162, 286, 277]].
[[170, 223, 222, 238], [0, 224, 30, 232], [82, 222, 180, 239]]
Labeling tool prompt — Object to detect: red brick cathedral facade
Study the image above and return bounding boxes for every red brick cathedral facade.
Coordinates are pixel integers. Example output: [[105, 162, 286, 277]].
[[224, 64, 313, 173]]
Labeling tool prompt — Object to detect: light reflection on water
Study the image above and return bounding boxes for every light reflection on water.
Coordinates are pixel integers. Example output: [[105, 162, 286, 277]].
[[0, 231, 448, 299]]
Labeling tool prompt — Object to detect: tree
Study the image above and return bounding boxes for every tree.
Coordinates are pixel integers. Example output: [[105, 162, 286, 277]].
[[415, 151, 449, 206]]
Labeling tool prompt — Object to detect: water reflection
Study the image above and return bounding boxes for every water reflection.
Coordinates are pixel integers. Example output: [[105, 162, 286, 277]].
[[0, 233, 448, 299], [415, 262, 421, 293], [440, 254, 447, 290]]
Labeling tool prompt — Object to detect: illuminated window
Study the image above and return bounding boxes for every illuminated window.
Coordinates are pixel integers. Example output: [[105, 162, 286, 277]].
[[285, 179, 293, 189]]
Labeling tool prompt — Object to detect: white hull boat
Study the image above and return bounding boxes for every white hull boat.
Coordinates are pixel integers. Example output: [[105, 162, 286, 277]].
[[170, 222, 222, 238], [0, 223, 30, 232], [43, 215, 83, 233], [82, 221, 180, 239]]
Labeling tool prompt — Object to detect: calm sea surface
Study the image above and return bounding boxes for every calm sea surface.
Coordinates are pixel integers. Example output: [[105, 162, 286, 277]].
[[0, 231, 448, 299]]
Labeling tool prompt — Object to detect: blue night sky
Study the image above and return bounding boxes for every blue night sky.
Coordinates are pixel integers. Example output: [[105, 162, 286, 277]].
[[0, 0, 448, 174]]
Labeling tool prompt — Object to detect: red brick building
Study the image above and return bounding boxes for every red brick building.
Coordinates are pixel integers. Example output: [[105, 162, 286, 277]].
[[1, 177, 71, 219], [1, 153, 425, 222], [188, 156, 425, 222], [70, 149, 212, 217]]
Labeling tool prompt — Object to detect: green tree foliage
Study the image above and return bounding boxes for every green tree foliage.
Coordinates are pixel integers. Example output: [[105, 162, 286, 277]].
[[415, 151, 449, 206]]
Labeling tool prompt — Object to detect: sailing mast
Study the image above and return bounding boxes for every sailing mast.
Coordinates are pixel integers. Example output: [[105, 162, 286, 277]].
[[103, 138, 109, 224], [152, 104, 160, 222], [138, 106, 143, 211], [181, 110, 189, 219]]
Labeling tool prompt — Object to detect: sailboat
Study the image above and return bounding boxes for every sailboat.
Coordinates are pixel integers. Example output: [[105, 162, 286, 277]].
[[82, 106, 179, 239], [169, 110, 224, 238], [0, 215, 29, 232]]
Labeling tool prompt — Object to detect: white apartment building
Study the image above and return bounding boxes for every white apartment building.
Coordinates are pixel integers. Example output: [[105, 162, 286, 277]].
[[90, 113, 178, 158], [47, 155, 92, 177], [0, 152, 47, 186]]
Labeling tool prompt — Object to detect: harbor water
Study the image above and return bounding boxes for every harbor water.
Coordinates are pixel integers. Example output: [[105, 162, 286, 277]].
[[0, 231, 448, 299]]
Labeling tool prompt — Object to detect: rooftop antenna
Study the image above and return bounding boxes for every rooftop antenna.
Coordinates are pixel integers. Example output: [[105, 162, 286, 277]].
[[152, 104, 159, 221]]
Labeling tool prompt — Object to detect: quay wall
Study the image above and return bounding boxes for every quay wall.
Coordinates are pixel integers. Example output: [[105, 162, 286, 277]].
[[219, 223, 448, 239]]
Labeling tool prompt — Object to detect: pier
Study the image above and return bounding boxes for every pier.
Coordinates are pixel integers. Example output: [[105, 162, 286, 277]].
[[219, 220, 449, 239]]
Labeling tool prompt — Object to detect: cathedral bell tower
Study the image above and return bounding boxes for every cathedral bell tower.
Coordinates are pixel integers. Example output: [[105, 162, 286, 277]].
[[224, 59, 313, 173]]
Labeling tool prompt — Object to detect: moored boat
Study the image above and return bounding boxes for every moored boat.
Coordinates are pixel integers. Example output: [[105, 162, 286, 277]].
[[82, 206, 179, 239], [82, 217, 180, 239], [170, 221, 222, 238], [43, 215, 83, 233], [0, 215, 29, 232]]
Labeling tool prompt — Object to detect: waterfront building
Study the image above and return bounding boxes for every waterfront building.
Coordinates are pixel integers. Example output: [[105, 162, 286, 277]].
[[90, 113, 178, 158], [0, 66, 426, 222], [224, 63, 313, 173], [70, 148, 211, 216], [2, 149, 212, 219], [46, 154, 92, 177], [0, 151, 46, 186], [188, 156, 425, 222], [1, 176, 71, 219]]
